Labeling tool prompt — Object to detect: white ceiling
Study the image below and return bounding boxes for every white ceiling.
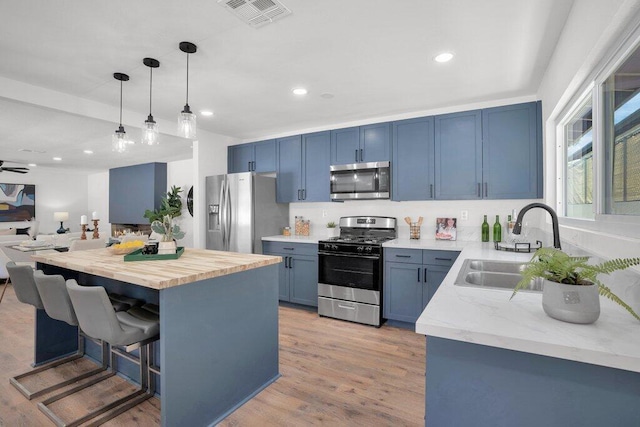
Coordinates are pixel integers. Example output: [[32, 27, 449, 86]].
[[0, 0, 575, 172]]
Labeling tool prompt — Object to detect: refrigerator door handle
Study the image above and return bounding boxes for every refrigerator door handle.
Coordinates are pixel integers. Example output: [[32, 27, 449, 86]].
[[220, 178, 227, 248], [225, 178, 232, 250]]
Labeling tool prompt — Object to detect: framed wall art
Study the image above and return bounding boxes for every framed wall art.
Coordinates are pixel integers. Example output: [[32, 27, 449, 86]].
[[0, 183, 35, 222]]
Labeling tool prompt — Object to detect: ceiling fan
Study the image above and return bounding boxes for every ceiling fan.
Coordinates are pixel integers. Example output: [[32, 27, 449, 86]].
[[0, 160, 29, 174]]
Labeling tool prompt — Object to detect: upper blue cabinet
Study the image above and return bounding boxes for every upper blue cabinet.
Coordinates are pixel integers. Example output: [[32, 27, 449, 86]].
[[482, 101, 542, 199], [228, 139, 276, 173], [109, 162, 166, 225], [431, 101, 542, 200], [434, 110, 483, 200], [276, 131, 330, 203], [392, 117, 435, 201], [330, 123, 391, 165]]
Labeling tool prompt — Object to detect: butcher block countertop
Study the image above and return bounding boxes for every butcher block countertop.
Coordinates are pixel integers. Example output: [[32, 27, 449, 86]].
[[31, 248, 282, 290]]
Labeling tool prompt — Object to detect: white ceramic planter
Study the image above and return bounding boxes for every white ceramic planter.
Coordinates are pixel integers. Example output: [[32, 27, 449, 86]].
[[157, 241, 177, 255], [541, 279, 600, 324], [326, 227, 339, 238]]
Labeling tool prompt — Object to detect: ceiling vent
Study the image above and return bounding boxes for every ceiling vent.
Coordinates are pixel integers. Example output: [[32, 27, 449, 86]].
[[218, 0, 291, 28]]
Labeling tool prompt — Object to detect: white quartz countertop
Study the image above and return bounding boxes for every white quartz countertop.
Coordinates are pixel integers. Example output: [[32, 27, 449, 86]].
[[415, 242, 640, 373], [262, 235, 323, 243], [383, 237, 475, 250]]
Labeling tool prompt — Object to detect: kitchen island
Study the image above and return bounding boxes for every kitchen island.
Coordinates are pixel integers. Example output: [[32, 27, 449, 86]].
[[31, 248, 282, 427], [409, 241, 640, 426]]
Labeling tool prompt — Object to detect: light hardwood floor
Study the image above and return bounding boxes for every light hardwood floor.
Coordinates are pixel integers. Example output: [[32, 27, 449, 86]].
[[0, 284, 425, 426]]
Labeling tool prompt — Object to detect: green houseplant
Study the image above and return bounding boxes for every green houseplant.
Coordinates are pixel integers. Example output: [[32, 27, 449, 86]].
[[511, 248, 640, 323], [326, 221, 338, 238], [144, 185, 183, 223], [151, 214, 185, 254]]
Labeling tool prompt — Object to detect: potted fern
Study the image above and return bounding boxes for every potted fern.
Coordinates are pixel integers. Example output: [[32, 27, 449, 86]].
[[511, 248, 640, 324]]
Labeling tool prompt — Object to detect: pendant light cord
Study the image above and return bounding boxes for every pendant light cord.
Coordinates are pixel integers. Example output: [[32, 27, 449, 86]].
[[149, 67, 153, 115], [119, 80, 123, 127], [185, 53, 190, 106]]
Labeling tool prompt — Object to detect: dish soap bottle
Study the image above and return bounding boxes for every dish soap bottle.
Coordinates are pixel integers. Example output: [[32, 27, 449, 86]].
[[493, 215, 502, 242], [481, 215, 490, 242]]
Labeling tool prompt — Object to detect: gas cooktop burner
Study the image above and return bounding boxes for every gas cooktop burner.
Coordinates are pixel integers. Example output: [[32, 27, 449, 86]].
[[323, 236, 394, 245]]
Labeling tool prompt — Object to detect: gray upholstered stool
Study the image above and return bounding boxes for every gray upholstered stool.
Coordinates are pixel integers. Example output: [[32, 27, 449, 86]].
[[108, 292, 142, 312], [127, 303, 161, 383], [8, 271, 109, 400], [38, 280, 160, 427]]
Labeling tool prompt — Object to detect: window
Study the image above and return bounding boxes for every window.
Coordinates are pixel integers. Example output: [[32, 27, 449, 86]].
[[603, 44, 640, 215], [564, 96, 594, 219]]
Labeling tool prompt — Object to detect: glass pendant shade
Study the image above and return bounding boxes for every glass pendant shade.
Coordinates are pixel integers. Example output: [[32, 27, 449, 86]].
[[112, 125, 130, 153], [178, 106, 197, 139], [142, 115, 159, 145]]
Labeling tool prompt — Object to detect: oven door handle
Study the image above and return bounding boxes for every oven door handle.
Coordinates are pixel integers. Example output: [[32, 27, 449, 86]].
[[318, 252, 380, 260]]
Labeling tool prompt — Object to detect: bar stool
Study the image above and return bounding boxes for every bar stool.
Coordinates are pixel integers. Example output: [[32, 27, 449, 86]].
[[38, 279, 159, 427], [0, 249, 10, 304], [8, 271, 110, 400]]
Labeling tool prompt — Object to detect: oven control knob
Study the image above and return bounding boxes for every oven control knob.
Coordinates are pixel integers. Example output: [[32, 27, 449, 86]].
[[331, 245, 338, 251], [357, 246, 364, 252], [365, 246, 372, 253]]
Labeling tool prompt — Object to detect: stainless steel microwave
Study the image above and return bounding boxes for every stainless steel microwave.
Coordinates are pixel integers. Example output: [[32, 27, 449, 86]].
[[330, 161, 390, 200]]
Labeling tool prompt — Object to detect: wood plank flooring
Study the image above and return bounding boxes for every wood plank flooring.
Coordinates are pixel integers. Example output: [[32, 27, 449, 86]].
[[0, 284, 425, 426]]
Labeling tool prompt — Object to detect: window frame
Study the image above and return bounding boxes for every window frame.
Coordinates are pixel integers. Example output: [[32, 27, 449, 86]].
[[556, 17, 640, 238]]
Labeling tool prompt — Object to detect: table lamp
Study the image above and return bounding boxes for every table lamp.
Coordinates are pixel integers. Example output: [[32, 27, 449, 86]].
[[54, 211, 69, 234]]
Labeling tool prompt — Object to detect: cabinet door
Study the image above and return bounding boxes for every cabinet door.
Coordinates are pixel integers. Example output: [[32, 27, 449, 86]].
[[330, 127, 360, 165], [278, 256, 290, 301], [434, 110, 482, 199], [302, 131, 330, 202], [109, 162, 166, 225], [422, 264, 450, 310], [228, 143, 254, 173], [392, 117, 435, 201], [276, 135, 303, 203], [253, 139, 276, 173], [289, 255, 318, 307], [384, 262, 423, 323], [360, 122, 391, 163], [482, 101, 542, 199]]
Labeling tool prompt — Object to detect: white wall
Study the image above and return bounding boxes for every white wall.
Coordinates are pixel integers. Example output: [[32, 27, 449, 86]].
[[168, 159, 194, 247], [1, 167, 90, 234], [87, 171, 109, 238], [537, 0, 640, 260]]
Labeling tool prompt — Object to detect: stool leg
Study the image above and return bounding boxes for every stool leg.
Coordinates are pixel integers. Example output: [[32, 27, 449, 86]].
[[0, 277, 8, 304]]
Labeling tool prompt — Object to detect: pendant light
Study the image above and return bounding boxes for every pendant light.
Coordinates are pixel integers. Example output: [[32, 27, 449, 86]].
[[141, 58, 160, 145], [112, 73, 132, 153], [178, 41, 197, 139]]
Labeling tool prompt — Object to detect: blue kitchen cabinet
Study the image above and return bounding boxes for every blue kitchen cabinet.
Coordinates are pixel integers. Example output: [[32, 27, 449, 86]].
[[276, 131, 330, 203], [384, 248, 459, 323], [330, 123, 391, 165], [263, 241, 318, 307], [392, 117, 435, 201], [482, 101, 542, 199], [109, 162, 166, 225], [228, 139, 276, 173], [434, 110, 483, 200], [302, 131, 331, 202]]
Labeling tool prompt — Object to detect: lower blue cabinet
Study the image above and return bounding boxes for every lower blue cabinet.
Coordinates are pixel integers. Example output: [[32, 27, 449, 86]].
[[384, 248, 459, 323], [263, 241, 318, 307]]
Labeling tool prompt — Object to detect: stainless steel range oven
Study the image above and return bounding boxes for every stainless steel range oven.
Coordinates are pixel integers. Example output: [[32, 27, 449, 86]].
[[317, 216, 397, 327]]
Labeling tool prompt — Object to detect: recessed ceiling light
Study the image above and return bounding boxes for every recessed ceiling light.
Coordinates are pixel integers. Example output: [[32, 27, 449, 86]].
[[200, 110, 214, 117], [320, 93, 334, 99], [28, 163, 37, 167], [53, 157, 62, 161], [434, 52, 454, 63], [83, 150, 94, 154], [292, 88, 308, 96]]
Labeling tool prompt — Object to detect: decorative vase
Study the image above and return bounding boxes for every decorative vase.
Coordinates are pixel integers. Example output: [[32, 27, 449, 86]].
[[157, 241, 177, 255], [541, 279, 600, 324]]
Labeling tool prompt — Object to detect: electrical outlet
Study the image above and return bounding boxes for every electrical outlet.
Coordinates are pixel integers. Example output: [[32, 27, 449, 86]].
[[461, 210, 469, 221], [322, 210, 327, 218]]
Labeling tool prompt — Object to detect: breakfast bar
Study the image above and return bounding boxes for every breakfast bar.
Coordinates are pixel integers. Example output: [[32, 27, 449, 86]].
[[31, 248, 282, 427]]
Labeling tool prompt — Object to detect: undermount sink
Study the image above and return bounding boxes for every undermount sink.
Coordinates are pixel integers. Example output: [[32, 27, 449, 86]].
[[454, 259, 542, 292]]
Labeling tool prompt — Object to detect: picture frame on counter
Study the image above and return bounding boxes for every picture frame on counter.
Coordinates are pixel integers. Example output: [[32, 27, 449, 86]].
[[436, 217, 457, 241]]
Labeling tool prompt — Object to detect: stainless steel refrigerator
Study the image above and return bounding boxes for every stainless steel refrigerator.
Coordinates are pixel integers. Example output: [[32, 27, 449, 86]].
[[206, 172, 289, 254]]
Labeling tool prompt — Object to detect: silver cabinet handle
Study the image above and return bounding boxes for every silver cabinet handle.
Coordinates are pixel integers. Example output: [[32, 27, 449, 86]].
[[338, 304, 356, 310]]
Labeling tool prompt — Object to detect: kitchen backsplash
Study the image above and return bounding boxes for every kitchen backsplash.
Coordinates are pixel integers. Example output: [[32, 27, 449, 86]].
[[289, 199, 547, 241]]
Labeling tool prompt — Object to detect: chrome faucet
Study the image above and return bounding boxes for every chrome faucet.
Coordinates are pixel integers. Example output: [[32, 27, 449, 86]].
[[512, 202, 562, 250]]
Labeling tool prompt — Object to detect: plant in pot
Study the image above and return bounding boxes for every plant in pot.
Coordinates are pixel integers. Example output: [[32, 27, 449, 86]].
[[151, 215, 186, 255], [326, 221, 338, 238], [510, 247, 640, 324], [143, 185, 183, 224]]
